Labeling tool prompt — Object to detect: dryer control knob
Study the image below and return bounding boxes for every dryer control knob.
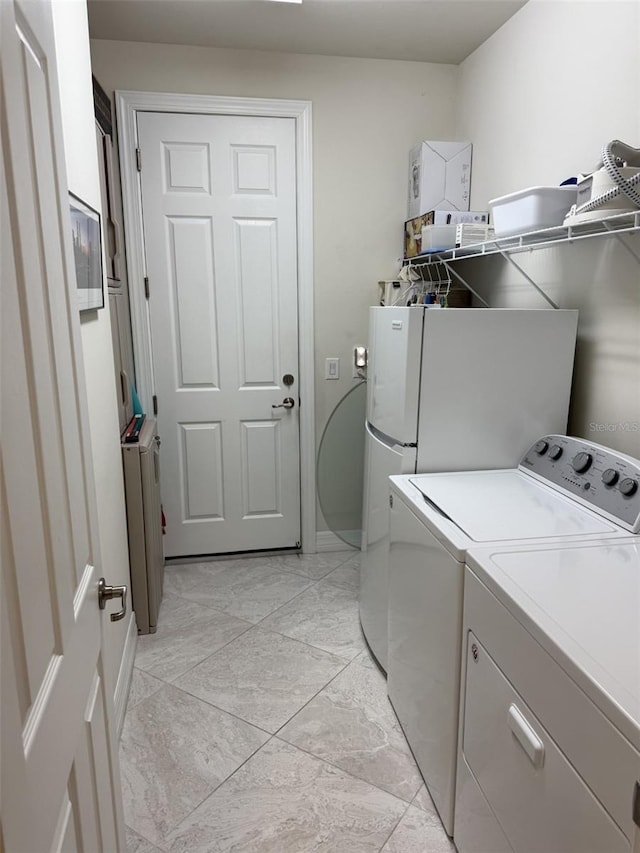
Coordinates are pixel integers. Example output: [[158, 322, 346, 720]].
[[572, 452, 593, 474], [619, 478, 638, 497], [602, 468, 619, 487], [549, 445, 563, 461], [534, 440, 549, 455]]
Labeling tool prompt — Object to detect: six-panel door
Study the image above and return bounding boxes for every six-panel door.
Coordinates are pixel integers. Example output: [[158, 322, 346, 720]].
[[137, 112, 301, 557]]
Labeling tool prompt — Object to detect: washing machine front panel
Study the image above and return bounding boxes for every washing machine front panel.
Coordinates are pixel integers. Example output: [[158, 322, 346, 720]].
[[387, 437, 640, 841], [387, 487, 464, 835]]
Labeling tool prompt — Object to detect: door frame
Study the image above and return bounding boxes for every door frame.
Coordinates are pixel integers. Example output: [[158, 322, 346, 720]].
[[116, 91, 316, 553]]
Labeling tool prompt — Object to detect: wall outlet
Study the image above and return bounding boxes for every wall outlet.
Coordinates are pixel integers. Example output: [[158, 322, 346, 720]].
[[325, 357, 340, 380]]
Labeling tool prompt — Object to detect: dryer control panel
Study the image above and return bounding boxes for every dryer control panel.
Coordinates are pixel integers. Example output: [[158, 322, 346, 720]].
[[520, 435, 640, 533]]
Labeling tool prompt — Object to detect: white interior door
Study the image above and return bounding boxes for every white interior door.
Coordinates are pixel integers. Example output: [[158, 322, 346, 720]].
[[137, 112, 301, 557], [1, 1, 125, 849]]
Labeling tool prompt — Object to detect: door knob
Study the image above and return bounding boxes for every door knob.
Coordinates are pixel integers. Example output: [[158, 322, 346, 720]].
[[272, 397, 295, 410], [98, 577, 127, 622]]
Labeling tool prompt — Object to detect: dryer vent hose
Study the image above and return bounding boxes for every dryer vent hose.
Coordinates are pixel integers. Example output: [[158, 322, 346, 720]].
[[576, 140, 640, 215]]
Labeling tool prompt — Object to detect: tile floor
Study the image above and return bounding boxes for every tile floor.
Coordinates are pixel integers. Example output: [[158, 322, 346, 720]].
[[121, 550, 456, 852]]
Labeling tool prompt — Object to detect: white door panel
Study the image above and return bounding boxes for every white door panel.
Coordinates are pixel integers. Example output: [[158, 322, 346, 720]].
[[1, 1, 124, 850], [138, 112, 300, 557]]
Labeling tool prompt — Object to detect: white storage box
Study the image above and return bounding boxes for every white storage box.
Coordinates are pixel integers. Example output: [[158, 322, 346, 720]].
[[408, 141, 472, 218], [420, 224, 457, 252], [429, 210, 489, 226], [489, 186, 578, 237], [456, 223, 495, 247]]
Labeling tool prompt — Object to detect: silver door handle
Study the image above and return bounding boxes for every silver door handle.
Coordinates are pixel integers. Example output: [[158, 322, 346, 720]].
[[98, 577, 127, 622], [272, 397, 295, 410]]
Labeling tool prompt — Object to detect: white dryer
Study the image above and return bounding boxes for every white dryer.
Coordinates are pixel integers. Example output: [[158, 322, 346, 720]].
[[387, 435, 640, 837], [457, 538, 640, 853]]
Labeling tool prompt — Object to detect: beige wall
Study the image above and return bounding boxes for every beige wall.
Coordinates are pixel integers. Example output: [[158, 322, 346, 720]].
[[89, 40, 459, 531], [53, 3, 131, 696], [456, 0, 640, 456]]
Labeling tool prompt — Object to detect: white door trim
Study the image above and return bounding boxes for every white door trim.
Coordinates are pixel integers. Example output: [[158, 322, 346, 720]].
[[116, 91, 316, 553]]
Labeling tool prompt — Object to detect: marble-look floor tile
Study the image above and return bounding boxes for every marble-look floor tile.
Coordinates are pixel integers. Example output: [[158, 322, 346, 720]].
[[120, 684, 268, 847], [154, 592, 222, 634], [162, 561, 226, 597], [412, 783, 437, 813], [166, 738, 407, 853], [381, 804, 455, 852], [279, 658, 422, 802], [260, 581, 366, 660], [126, 668, 165, 712], [262, 551, 354, 580], [135, 605, 251, 683], [174, 626, 346, 733], [323, 554, 361, 591], [125, 825, 165, 853], [353, 646, 385, 673], [178, 562, 313, 622]]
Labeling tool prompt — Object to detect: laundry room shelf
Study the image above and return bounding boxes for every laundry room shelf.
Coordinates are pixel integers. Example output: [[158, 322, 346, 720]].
[[402, 211, 640, 309], [403, 210, 640, 267]]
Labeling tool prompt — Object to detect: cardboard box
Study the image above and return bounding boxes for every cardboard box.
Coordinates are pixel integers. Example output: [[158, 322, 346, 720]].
[[408, 141, 472, 218], [429, 210, 489, 225], [404, 209, 488, 257], [455, 223, 495, 247], [404, 214, 429, 258]]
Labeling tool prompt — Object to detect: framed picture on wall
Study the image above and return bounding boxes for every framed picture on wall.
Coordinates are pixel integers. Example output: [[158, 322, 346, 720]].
[[69, 193, 104, 312]]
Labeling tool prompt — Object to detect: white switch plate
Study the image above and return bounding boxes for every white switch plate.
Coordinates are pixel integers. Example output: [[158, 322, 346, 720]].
[[325, 357, 340, 379]]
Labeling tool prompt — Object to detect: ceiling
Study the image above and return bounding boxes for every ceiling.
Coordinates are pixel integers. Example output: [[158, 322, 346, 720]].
[[87, 0, 528, 65]]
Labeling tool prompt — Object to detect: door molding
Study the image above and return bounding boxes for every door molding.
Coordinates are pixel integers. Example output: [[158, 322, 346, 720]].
[[116, 91, 316, 553]]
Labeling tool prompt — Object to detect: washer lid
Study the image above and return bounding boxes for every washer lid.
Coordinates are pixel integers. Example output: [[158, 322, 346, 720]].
[[467, 541, 640, 746], [409, 470, 619, 541]]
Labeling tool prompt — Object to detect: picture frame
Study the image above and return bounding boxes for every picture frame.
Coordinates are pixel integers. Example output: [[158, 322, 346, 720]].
[[69, 192, 104, 312]]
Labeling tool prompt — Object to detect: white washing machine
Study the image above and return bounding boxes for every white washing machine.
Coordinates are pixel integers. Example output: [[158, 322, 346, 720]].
[[457, 539, 640, 853], [387, 434, 640, 837]]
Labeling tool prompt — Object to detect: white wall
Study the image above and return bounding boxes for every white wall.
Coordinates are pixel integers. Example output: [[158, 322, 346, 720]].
[[458, 0, 640, 209], [89, 40, 460, 532], [456, 0, 640, 456], [52, 2, 132, 698]]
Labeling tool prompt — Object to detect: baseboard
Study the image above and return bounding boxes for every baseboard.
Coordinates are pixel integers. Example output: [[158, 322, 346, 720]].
[[315, 530, 361, 552], [113, 611, 137, 737]]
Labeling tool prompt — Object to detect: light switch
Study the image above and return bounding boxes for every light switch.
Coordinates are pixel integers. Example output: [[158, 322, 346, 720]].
[[325, 357, 340, 380]]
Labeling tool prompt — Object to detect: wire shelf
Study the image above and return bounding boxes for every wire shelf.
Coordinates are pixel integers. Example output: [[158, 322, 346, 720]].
[[403, 211, 640, 268]]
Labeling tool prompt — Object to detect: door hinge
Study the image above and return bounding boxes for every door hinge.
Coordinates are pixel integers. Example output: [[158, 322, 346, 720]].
[[136, 147, 142, 172], [144, 276, 150, 299], [152, 395, 158, 416]]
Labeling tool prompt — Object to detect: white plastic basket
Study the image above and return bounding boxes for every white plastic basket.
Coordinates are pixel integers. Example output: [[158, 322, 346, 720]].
[[489, 186, 578, 237]]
